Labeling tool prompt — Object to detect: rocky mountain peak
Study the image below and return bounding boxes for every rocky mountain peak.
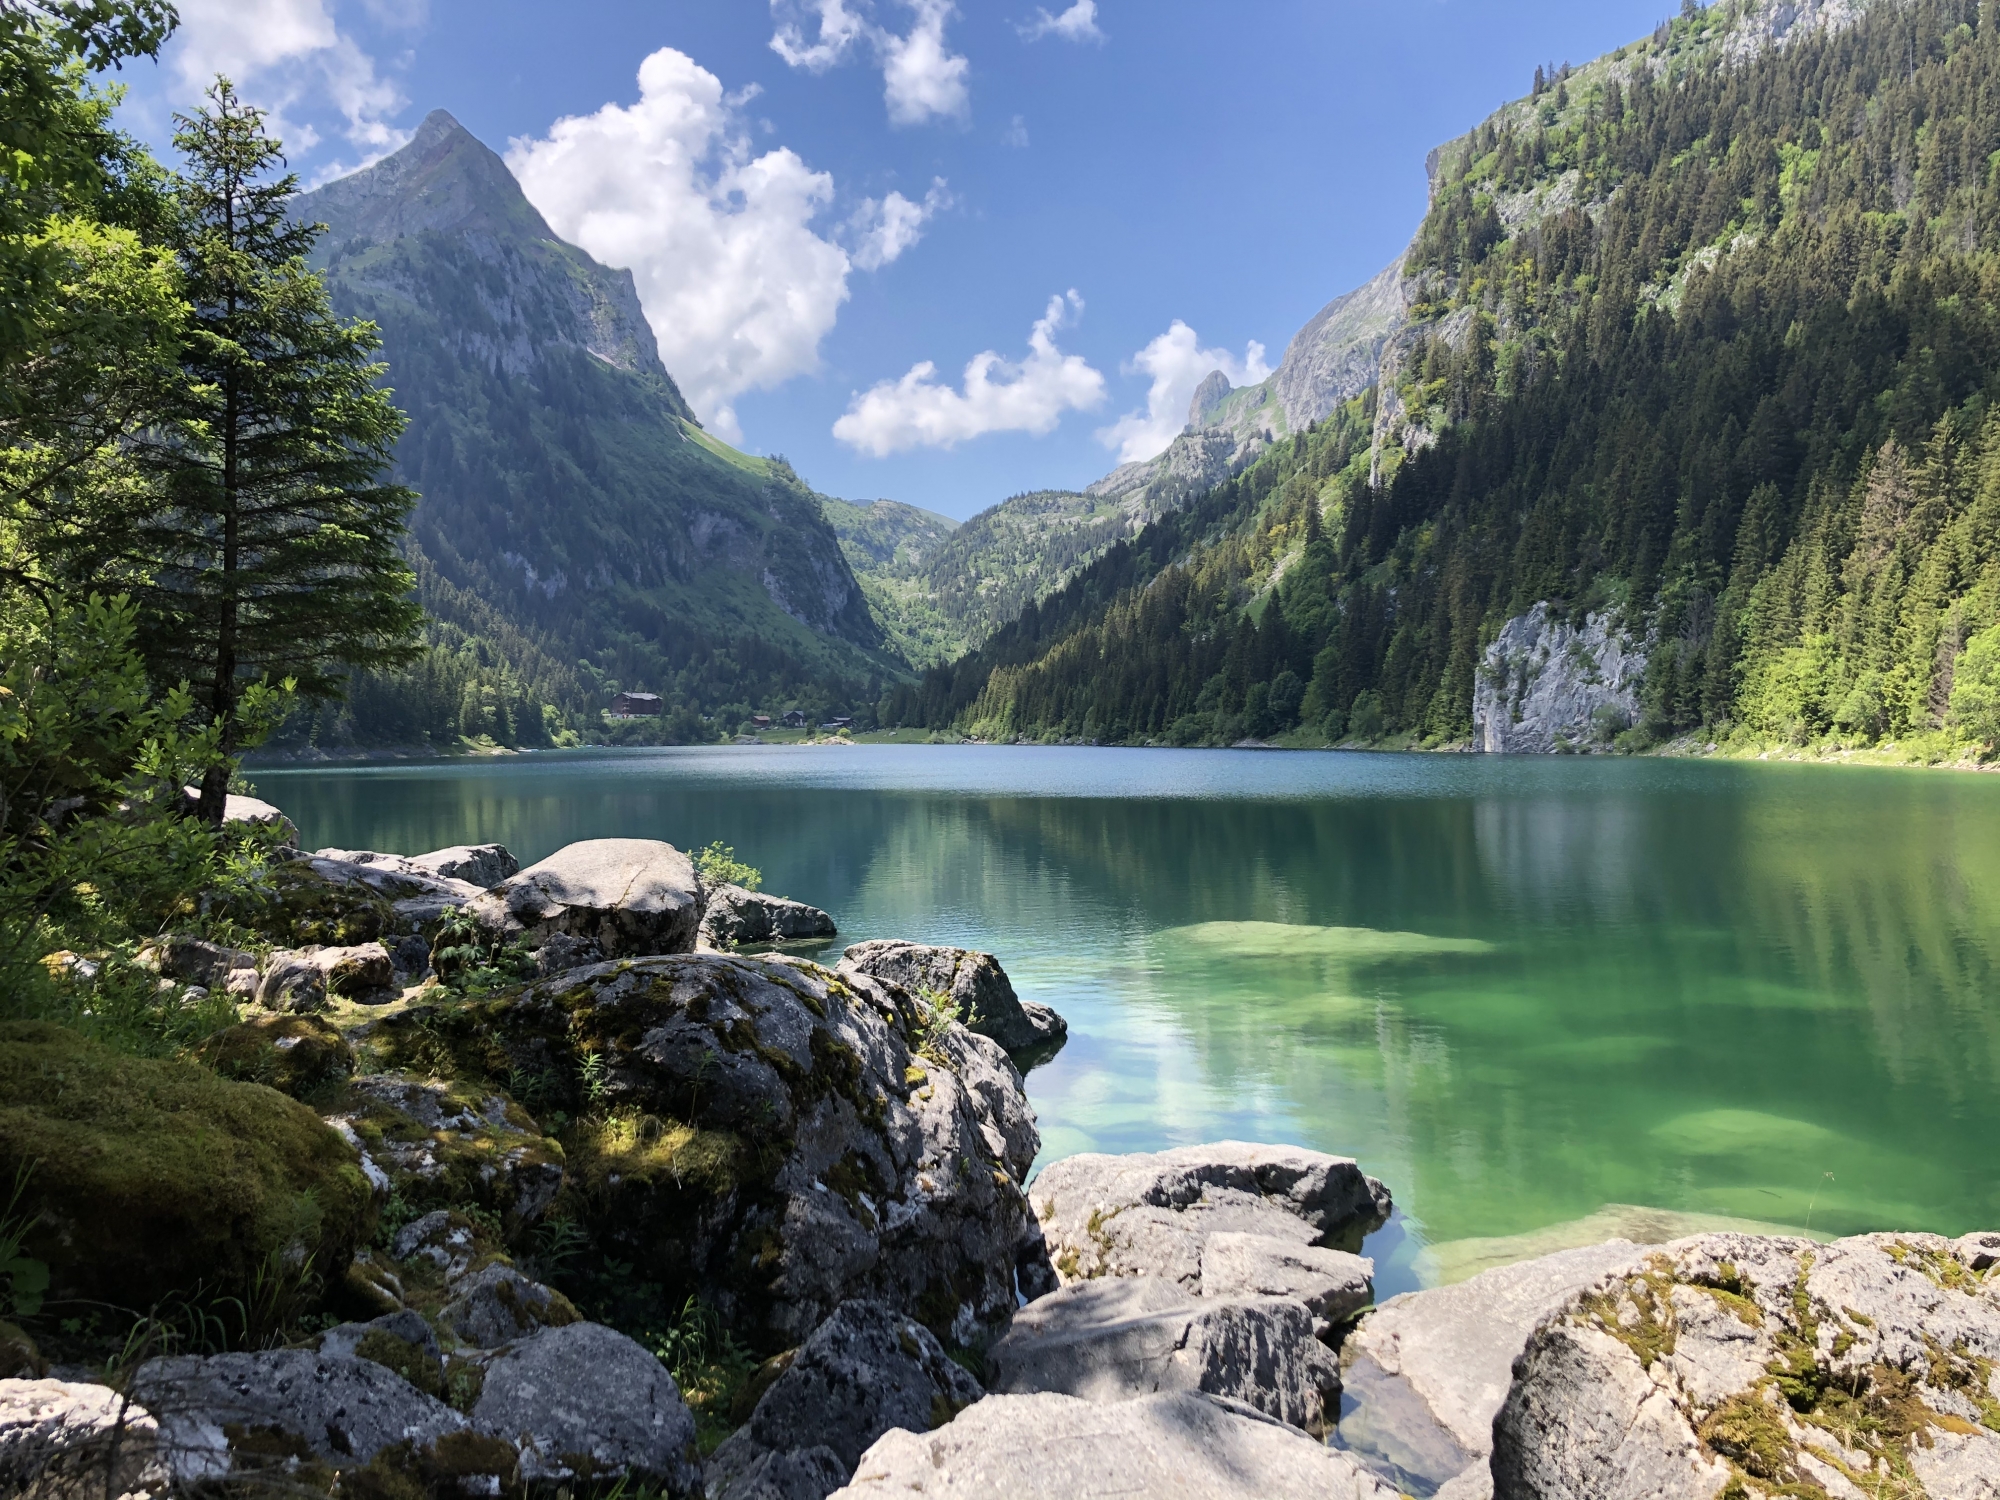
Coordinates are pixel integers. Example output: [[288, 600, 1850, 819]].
[[1188, 370, 1233, 428], [302, 109, 556, 248]]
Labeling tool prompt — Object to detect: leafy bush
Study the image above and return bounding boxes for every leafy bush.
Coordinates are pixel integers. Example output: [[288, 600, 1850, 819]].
[[694, 841, 761, 892]]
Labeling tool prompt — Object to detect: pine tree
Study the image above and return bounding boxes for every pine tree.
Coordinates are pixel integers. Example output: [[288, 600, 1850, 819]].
[[127, 81, 422, 823]]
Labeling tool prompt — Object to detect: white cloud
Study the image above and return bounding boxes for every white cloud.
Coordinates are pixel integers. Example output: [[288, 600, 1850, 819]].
[[1002, 114, 1029, 147], [166, 0, 412, 171], [770, 0, 971, 126], [833, 291, 1106, 455], [1096, 321, 1272, 465], [1019, 1, 1104, 43], [849, 177, 952, 271], [512, 48, 934, 444]]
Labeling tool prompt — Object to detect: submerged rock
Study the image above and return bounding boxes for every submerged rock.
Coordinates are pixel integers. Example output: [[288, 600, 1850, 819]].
[[471, 1322, 700, 1493], [705, 1300, 982, 1500], [1490, 1231, 2000, 1500], [839, 941, 1066, 1060], [831, 1390, 1401, 1499], [1338, 1239, 1647, 1494], [1031, 1141, 1392, 1289], [467, 838, 704, 957], [700, 884, 838, 951], [986, 1276, 1341, 1432], [0, 1022, 372, 1318]]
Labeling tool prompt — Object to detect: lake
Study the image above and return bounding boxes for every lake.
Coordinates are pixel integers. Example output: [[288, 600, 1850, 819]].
[[258, 745, 2000, 1297]]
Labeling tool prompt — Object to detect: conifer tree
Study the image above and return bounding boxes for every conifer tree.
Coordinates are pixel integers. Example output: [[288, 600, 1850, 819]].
[[128, 81, 422, 823]]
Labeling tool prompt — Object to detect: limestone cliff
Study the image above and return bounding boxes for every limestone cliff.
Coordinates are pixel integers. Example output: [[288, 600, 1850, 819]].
[[1473, 604, 1647, 753]]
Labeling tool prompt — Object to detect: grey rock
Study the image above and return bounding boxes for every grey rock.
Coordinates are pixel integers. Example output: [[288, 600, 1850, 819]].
[[335, 1075, 564, 1231], [185, 788, 299, 845], [1473, 603, 1647, 754], [409, 843, 519, 888], [987, 1277, 1339, 1432], [1031, 1141, 1392, 1291], [1491, 1231, 2000, 1500], [1270, 256, 1407, 433], [831, 1390, 1402, 1500], [151, 936, 256, 989], [1200, 1232, 1374, 1340], [391, 1210, 481, 1279], [839, 940, 1065, 1059], [306, 850, 487, 927], [1339, 1239, 1646, 1491], [0, 1378, 178, 1500], [467, 837, 704, 957], [439, 1264, 579, 1348], [710, 1444, 850, 1500], [130, 1349, 466, 1468], [533, 931, 604, 976], [488, 954, 1039, 1349], [1957, 1229, 2000, 1272], [700, 884, 838, 951], [254, 950, 327, 1012], [255, 942, 398, 1008], [319, 1311, 446, 1391], [472, 1322, 699, 1493], [706, 1300, 982, 1499]]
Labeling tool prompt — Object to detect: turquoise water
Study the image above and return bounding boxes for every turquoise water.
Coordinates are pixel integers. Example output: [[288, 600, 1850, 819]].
[[259, 745, 2000, 1294]]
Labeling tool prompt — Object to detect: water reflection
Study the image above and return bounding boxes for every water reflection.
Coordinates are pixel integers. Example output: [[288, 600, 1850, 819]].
[[261, 747, 2000, 1279]]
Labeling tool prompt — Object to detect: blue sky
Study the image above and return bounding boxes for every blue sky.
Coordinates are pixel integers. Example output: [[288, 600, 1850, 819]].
[[116, 1, 1675, 520]]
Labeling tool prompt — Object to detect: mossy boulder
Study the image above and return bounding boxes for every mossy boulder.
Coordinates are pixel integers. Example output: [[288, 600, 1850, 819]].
[[195, 1014, 356, 1100], [239, 861, 399, 947], [0, 1021, 374, 1317]]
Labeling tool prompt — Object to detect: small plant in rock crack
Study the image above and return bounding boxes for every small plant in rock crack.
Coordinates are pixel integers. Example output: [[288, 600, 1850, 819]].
[[914, 986, 964, 1065], [580, 1049, 610, 1106], [649, 1295, 759, 1450]]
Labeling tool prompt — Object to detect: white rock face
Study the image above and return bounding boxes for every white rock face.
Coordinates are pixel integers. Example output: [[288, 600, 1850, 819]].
[[0, 1379, 177, 1500], [832, 1390, 1402, 1500], [1473, 603, 1647, 753], [466, 838, 704, 957]]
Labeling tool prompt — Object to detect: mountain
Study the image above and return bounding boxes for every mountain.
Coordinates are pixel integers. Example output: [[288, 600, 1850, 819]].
[[816, 496, 961, 667], [893, 0, 2000, 759], [288, 111, 901, 746]]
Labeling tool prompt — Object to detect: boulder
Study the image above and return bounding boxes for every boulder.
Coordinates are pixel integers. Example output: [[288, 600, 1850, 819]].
[[1031, 1141, 1393, 1289], [130, 1348, 467, 1470], [320, 844, 519, 890], [986, 1277, 1340, 1432], [532, 931, 604, 977], [1490, 1231, 2000, 1500], [330, 1074, 565, 1232], [256, 942, 398, 1009], [0, 1022, 372, 1317], [1199, 1232, 1374, 1341], [1338, 1239, 1646, 1493], [230, 859, 402, 949], [700, 885, 839, 951], [193, 1014, 355, 1099], [184, 787, 299, 844], [839, 941, 1066, 1059], [390, 1209, 499, 1285], [438, 1263, 580, 1348], [466, 838, 704, 958], [407, 953, 1039, 1350], [318, 1310, 447, 1398], [705, 1300, 982, 1500], [145, 935, 256, 989], [0, 1379, 175, 1500], [253, 949, 327, 1012], [0, 1325, 44, 1380], [471, 1322, 700, 1493], [306, 850, 488, 928], [832, 1390, 1402, 1499]]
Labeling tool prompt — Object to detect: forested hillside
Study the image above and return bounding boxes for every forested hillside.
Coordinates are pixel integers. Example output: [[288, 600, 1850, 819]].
[[893, 0, 2000, 755]]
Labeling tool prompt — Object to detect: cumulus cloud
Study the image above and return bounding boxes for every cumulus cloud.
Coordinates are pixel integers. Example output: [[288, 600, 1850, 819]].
[[1018, 1, 1104, 43], [166, 0, 413, 172], [849, 178, 952, 271], [510, 49, 943, 443], [833, 291, 1107, 455], [770, 0, 971, 126], [1096, 321, 1272, 465]]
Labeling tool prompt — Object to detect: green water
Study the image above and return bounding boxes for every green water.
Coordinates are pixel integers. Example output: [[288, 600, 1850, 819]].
[[258, 745, 2000, 1295]]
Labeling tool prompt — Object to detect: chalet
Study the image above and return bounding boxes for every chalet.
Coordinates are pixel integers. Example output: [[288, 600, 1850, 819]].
[[609, 692, 664, 718], [782, 710, 808, 728], [821, 717, 854, 731], [751, 714, 772, 729]]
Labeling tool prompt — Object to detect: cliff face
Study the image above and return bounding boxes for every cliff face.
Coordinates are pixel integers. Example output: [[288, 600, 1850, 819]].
[[298, 112, 894, 704], [1473, 604, 1647, 754]]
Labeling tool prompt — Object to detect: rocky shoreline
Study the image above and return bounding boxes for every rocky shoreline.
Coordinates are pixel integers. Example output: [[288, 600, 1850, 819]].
[[3, 806, 1997, 1499]]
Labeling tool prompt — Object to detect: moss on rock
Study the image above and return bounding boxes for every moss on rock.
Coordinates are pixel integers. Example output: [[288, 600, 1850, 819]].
[[0, 1021, 374, 1317], [195, 1014, 356, 1100]]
